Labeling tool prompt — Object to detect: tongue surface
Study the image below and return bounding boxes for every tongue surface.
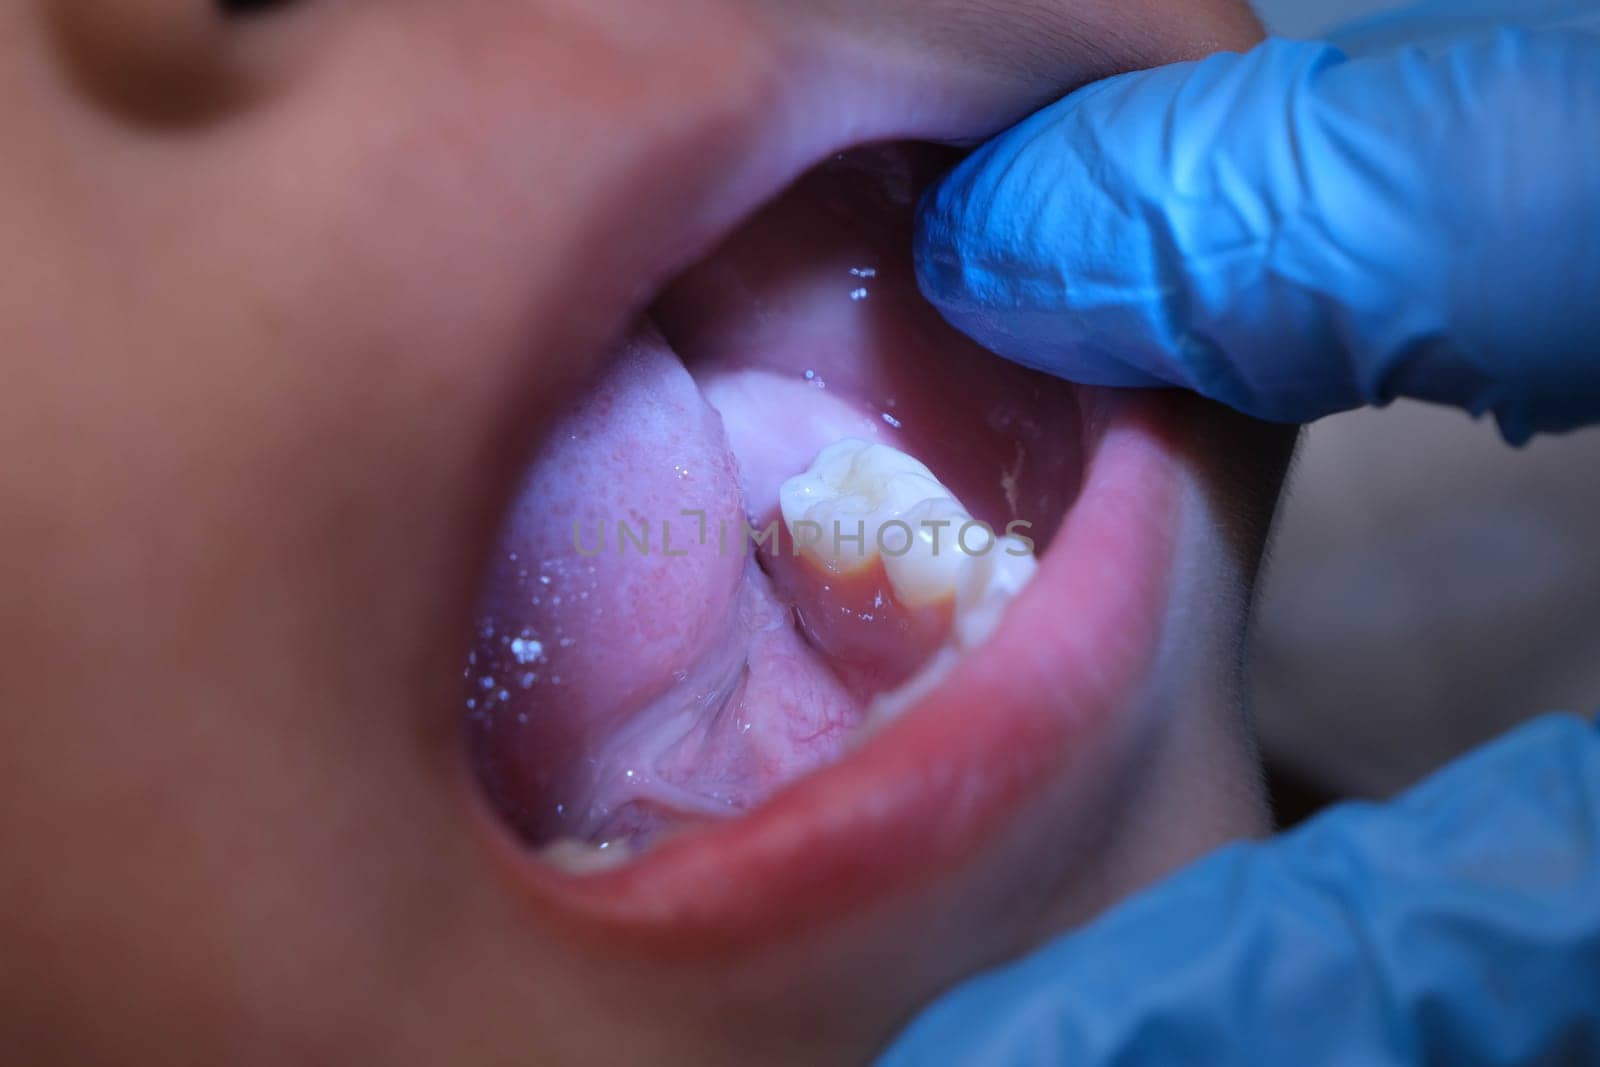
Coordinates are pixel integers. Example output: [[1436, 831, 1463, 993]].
[[469, 146, 1084, 849], [469, 328, 864, 846]]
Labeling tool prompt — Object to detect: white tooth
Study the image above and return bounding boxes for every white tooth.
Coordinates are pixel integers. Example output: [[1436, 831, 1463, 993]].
[[538, 837, 636, 874], [952, 535, 1037, 648], [778, 438, 944, 577], [886, 496, 974, 608], [778, 437, 1037, 621]]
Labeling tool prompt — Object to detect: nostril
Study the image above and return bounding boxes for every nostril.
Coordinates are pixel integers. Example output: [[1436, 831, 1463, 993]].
[[216, 0, 296, 15], [45, 0, 303, 126]]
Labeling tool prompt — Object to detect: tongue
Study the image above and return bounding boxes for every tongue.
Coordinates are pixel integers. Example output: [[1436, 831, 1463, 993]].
[[468, 145, 1085, 851], [469, 328, 866, 847]]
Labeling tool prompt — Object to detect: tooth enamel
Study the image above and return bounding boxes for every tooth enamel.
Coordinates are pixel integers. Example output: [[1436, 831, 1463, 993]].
[[952, 534, 1037, 648], [889, 495, 975, 607], [779, 439, 941, 577], [539, 837, 636, 874], [778, 437, 1037, 620]]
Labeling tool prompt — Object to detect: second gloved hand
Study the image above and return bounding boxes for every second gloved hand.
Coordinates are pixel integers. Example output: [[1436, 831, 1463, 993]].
[[880, 714, 1600, 1066], [914, 27, 1600, 443]]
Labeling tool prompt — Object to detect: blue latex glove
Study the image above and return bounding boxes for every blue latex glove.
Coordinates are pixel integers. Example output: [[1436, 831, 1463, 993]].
[[914, 20, 1600, 443], [881, 714, 1600, 1065]]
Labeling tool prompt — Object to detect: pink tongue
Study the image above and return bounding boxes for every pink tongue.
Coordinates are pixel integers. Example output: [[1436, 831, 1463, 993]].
[[468, 326, 863, 846]]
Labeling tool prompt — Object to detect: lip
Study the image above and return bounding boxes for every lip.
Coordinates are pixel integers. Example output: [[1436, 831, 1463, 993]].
[[463, 381, 1188, 957]]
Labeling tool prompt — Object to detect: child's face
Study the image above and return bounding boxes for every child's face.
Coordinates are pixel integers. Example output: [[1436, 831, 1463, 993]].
[[0, 0, 1283, 1062]]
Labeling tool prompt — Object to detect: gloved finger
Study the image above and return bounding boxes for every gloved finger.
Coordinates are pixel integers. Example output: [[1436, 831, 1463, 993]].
[[880, 713, 1600, 1066], [914, 32, 1600, 442]]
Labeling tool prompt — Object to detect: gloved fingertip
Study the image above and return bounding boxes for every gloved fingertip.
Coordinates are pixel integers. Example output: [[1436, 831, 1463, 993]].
[[911, 40, 1373, 414]]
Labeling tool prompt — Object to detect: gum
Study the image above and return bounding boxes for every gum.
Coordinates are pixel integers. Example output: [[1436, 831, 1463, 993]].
[[761, 538, 954, 702]]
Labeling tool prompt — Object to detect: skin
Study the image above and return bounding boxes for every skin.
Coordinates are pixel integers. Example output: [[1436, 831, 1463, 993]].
[[0, 0, 1283, 1063]]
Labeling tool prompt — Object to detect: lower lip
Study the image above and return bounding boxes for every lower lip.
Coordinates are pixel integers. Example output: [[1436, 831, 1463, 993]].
[[461, 386, 1186, 957]]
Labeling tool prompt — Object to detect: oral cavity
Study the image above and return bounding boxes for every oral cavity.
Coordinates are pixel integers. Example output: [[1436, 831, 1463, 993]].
[[465, 144, 1083, 871], [468, 373, 1039, 869]]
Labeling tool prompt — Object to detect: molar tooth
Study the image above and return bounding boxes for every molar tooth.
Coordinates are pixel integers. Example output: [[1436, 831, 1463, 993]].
[[778, 438, 943, 575], [953, 536, 1038, 647], [884, 495, 973, 608], [779, 437, 1037, 617]]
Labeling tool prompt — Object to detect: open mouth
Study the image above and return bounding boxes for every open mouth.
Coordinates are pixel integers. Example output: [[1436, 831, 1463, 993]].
[[457, 134, 1208, 953]]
